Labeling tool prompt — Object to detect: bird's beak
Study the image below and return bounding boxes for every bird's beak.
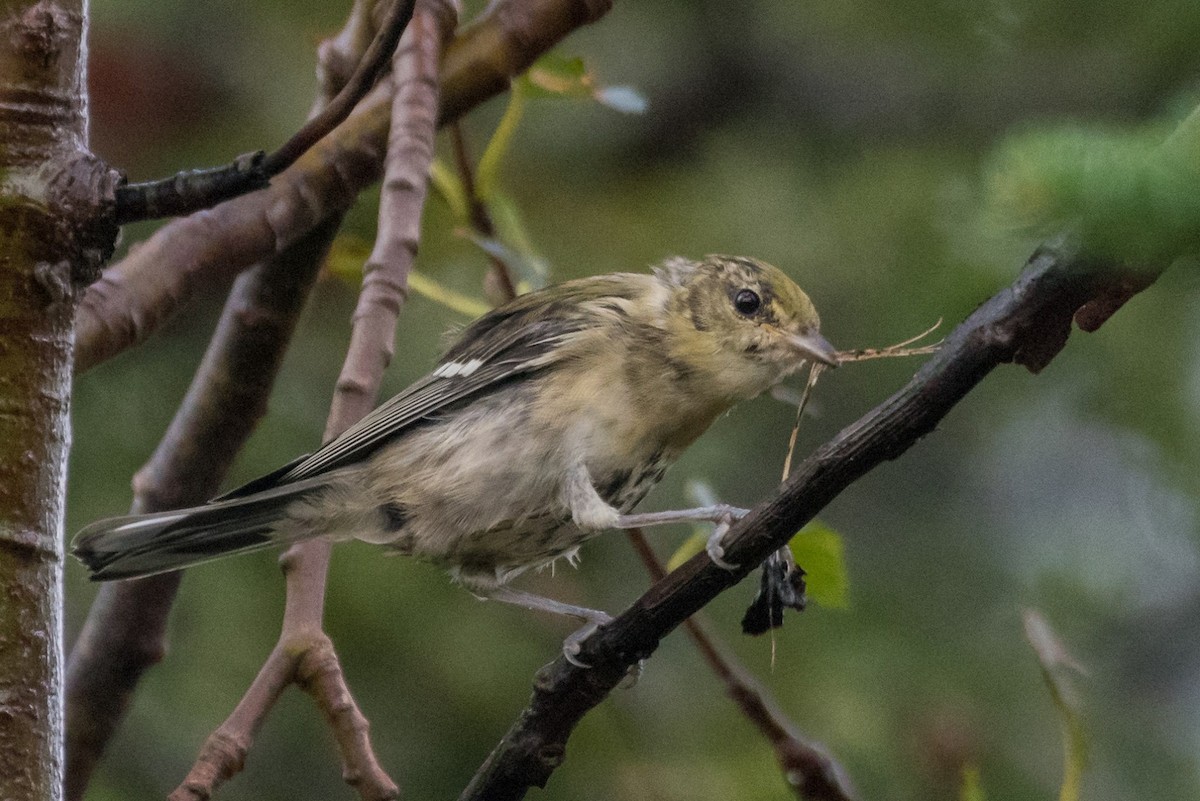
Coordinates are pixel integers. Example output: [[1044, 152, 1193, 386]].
[[787, 330, 840, 367]]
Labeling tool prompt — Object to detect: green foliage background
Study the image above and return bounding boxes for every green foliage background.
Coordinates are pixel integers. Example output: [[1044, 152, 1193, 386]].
[[69, 1, 1200, 799]]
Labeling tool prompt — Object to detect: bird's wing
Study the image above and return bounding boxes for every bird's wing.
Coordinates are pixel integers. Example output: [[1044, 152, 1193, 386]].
[[217, 299, 601, 500]]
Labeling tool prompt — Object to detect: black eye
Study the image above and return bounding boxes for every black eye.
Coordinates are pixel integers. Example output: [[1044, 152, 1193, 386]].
[[733, 289, 761, 315]]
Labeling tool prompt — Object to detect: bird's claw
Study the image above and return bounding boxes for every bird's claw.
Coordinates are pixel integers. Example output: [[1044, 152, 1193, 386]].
[[562, 611, 614, 668], [700, 510, 739, 573]]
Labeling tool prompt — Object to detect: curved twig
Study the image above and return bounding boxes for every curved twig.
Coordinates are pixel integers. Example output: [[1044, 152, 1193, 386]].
[[459, 243, 1158, 800], [113, 0, 418, 225]]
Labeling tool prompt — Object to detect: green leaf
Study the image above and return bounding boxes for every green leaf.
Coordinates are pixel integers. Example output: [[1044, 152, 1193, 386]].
[[959, 764, 987, 801], [407, 271, 490, 318], [524, 51, 648, 114], [787, 521, 849, 608], [476, 83, 527, 203], [986, 112, 1200, 264], [486, 192, 552, 290], [1022, 609, 1089, 801], [525, 53, 590, 99], [429, 158, 469, 222], [665, 529, 707, 573], [324, 234, 372, 283]]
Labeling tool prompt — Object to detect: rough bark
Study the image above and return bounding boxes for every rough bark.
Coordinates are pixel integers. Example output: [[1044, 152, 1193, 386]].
[[0, 2, 116, 800]]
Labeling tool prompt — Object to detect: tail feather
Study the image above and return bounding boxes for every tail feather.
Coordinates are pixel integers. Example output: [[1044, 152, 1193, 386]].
[[72, 479, 326, 581]]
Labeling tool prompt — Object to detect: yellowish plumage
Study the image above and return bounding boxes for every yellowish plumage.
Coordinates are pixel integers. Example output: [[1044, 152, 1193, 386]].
[[73, 255, 836, 644]]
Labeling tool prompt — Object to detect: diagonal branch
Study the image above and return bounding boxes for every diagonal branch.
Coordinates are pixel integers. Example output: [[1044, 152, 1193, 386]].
[[459, 241, 1160, 800], [112, 0, 418, 225], [625, 530, 858, 801], [170, 2, 456, 797], [73, 0, 613, 376]]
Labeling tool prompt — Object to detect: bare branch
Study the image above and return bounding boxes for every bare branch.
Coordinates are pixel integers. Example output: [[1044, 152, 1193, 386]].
[[64, 3, 379, 794], [74, 80, 393, 374], [459, 242, 1159, 800], [74, 0, 614, 375], [168, 2, 456, 796], [112, 0, 419, 225], [169, 543, 400, 801], [64, 219, 343, 800], [625, 530, 858, 801]]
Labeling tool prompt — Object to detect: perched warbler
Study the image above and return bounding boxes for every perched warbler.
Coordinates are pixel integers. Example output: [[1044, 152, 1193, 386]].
[[74, 254, 837, 658]]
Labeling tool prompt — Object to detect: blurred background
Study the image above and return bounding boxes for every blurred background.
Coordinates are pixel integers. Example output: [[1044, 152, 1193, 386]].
[[69, 0, 1200, 799]]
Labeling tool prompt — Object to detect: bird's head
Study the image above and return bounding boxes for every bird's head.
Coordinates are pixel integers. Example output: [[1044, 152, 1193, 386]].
[[656, 254, 838, 401]]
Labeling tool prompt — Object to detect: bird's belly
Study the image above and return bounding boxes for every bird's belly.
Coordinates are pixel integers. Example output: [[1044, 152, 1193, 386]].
[[355, 402, 587, 584], [345, 382, 683, 588]]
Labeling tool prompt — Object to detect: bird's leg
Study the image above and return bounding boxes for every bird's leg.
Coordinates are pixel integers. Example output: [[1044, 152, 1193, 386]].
[[563, 461, 747, 570], [474, 584, 612, 667], [613, 508, 748, 570]]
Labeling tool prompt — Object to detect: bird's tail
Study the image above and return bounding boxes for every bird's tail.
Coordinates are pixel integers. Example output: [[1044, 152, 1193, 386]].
[[72, 479, 327, 581]]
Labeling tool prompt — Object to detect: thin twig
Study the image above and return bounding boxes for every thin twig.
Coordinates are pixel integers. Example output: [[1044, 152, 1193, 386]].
[[782, 362, 824, 482], [625, 530, 858, 801], [64, 222, 342, 801], [170, 2, 457, 797], [834, 319, 943, 363], [458, 241, 1157, 800], [113, 0, 418, 225]]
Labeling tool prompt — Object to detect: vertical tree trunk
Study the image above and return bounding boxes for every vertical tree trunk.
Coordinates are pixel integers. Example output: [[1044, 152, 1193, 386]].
[[0, 2, 114, 800]]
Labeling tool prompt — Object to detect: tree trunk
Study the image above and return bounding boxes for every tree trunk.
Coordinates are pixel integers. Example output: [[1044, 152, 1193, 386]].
[[0, 2, 114, 800]]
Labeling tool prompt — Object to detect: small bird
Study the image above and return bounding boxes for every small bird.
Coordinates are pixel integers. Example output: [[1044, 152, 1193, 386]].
[[73, 255, 837, 659]]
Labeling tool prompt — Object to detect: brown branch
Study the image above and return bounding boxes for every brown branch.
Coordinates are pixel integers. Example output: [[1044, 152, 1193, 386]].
[[170, 2, 456, 797], [438, 0, 613, 126], [74, 0, 613, 376], [458, 242, 1160, 800], [74, 79, 392, 374], [112, 0, 418, 225], [64, 219, 343, 800], [64, 3, 381, 795], [625, 530, 858, 801]]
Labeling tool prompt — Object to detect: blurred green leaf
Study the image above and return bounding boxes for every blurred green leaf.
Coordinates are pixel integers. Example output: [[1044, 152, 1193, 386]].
[[429, 158, 469, 222], [960, 764, 987, 801], [1023, 609, 1089, 801], [986, 108, 1200, 264], [408, 271, 489, 318], [524, 51, 647, 113], [325, 233, 371, 283], [666, 529, 707, 572], [487, 192, 552, 290], [788, 521, 849, 608], [476, 83, 527, 203], [525, 53, 590, 99]]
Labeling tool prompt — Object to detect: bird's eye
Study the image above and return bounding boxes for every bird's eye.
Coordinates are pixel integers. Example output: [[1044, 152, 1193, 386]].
[[733, 289, 761, 315]]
